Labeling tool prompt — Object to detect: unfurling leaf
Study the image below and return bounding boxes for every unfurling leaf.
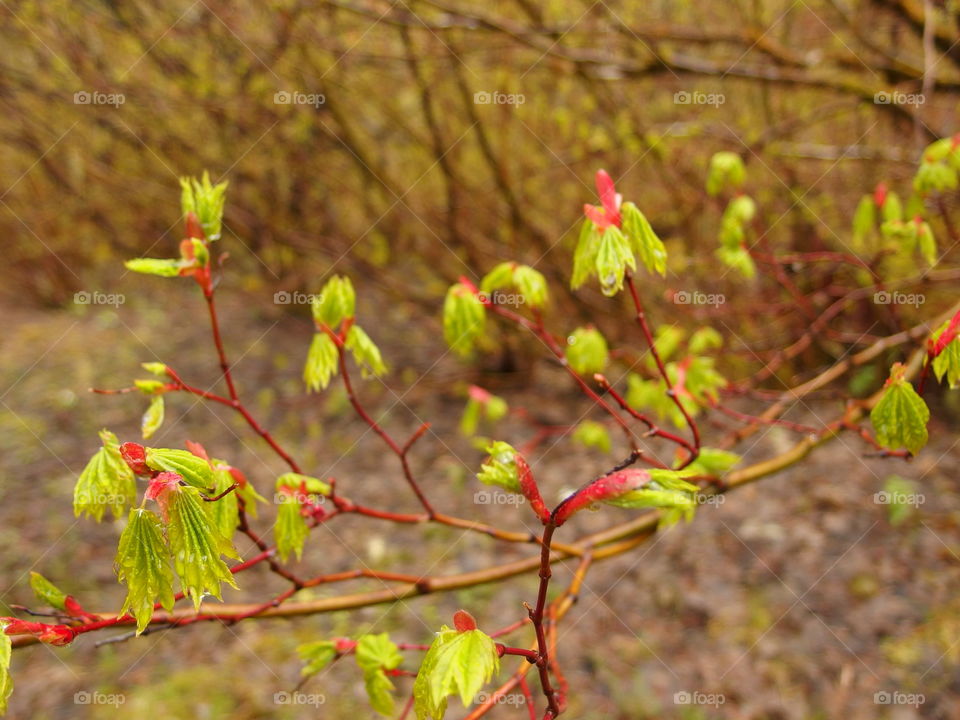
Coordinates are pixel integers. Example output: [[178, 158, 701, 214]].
[[345, 325, 387, 378], [0, 623, 11, 715], [621, 202, 667, 276], [685, 448, 741, 476], [115, 508, 175, 634], [688, 327, 723, 354], [571, 420, 612, 453], [141, 396, 165, 440], [706, 152, 746, 195], [145, 447, 214, 489], [180, 171, 228, 240], [443, 282, 486, 356], [716, 245, 756, 278], [74, 430, 137, 521], [932, 319, 960, 388], [275, 493, 310, 562], [565, 326, 609, 375], [141, 362, 169, 376], [166, 486, 238, 609], [852, 195, 877, 250], [459, 387, 508, 436], [476, 441, 521, 493], [871, 363, 929, 455], [304, 332, 339, 392], [571, 218, 601, 290], [595, 225, 635, 296], [124, 258, 184, 277], [298, 640, 338, 678], [209, 462, 240, 541], [480, 262, 549, 309], [413, 625, 499, 720], [356, 633, 404, 716], [916, 220, 937, 266], [312, 275, 356, 328], [28, 573, 67, 611]]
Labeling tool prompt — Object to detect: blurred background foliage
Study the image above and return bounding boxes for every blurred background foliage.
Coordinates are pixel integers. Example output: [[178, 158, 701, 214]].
[[2, 0, 958, 317]]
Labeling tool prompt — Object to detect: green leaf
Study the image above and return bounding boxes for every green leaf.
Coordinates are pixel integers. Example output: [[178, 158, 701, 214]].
[[166, 486, 238, 609], [134, 379, 166, 394], [208, 463, 240, 542], [565, 326, 609, 375], [688, 327, 723, 354], [276, 473, 331, 496], [345, 325, 387, 378], [476, 441, 520, 493], [74, 430, 137, 521], [621, 202, 667, 276], [141, 396, 165, 440], [0, 624, 11, 715], [180, 171, 228, 240], [124, 258, 184, 277], [882, 192, 903, 223], [571, 420, 612, 453], [650, 326, 685, 365], [145, 448, 214, 489], [917, 221, 937, 265], [706, 152, 746, 195], [932, 321, 960, 388], [571, 219, 601, 290], [29, 572, 67, 611], [512, 265, 548, 308], [685, 448, 741, 476], [443, 284, 486, 356], [852, 195, 877, 251], [413, 626, 499, 720], [355, 634, 403, 716], [479, 262, 515, 294], [304, 332, 339, 392], [275, 496, 310, 562], [115, 508, 175, 634], [312, 275, 356, 328], [716, 245, 756, 278], [595, 225, 635, 296], [141, 362, 169, 376], [871, 364, 930, 454], [298, 640, 338, 678]]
